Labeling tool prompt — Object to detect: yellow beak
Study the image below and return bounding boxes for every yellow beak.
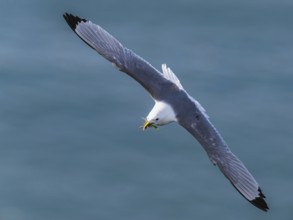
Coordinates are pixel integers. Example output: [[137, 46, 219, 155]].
[[143, 120, 158, 130], [143, 121, 152, 130]]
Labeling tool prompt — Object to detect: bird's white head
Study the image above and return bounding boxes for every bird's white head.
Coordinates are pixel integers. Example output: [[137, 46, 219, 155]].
[[143, 100, 177, 130]]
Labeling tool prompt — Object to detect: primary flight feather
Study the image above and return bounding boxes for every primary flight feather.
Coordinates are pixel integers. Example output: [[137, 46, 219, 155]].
[[63, 13, 269, 211]]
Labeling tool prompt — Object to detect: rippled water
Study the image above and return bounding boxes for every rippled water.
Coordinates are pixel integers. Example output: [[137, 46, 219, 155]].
[[0, 0, 292, 219]]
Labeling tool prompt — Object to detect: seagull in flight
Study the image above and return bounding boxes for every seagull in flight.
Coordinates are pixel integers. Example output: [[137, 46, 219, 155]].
[[63, 13, 269, 211]]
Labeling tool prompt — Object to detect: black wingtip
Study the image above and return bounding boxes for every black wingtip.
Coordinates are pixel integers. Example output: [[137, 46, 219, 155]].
[[250, 187, 269, 212], [63, 13, 96, 51], [63, 13, 87, 31]]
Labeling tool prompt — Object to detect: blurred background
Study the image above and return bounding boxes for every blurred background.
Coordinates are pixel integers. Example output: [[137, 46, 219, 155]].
[[0, 0, 292, 219]]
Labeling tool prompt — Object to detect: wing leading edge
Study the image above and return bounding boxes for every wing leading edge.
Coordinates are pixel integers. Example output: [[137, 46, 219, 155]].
[[178, 106, 269, 211], [63, 13, 176, 99]]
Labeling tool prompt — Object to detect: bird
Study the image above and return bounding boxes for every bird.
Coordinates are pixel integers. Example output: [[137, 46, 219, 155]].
[[63, 13, 269, 211]]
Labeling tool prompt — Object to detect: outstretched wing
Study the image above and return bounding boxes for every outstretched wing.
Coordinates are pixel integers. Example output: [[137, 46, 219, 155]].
[[177, 99, 269, 211], [63, 13, 176, 99]]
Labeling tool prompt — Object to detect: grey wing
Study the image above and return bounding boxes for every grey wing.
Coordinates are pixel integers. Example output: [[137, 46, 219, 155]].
[[63, 13, 172, 99], [177, 101, 269, 211]]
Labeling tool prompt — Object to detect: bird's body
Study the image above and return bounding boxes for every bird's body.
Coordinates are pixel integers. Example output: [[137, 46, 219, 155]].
[[63, 13, 269, 211]]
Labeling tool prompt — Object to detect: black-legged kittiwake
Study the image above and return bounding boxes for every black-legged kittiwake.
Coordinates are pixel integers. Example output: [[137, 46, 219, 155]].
[[63, 13, 269, 211]]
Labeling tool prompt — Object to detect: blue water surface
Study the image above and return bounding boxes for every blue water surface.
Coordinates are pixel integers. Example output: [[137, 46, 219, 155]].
[[0, 0, 292, 219]]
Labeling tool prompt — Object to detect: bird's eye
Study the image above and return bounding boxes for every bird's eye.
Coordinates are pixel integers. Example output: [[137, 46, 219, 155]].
[[155, 118, 159, 121]]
